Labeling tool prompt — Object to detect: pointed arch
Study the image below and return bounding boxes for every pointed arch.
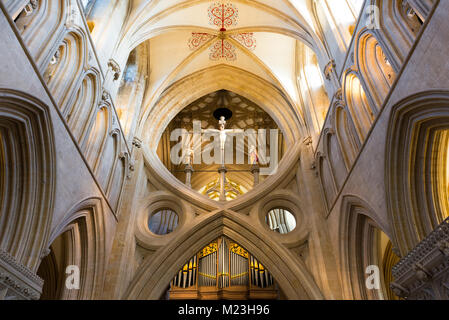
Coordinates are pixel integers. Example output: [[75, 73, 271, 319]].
[[65, 69, 102, 143], [331, 102, 360, 169], [324, 128, 347, 189], [0, 89, 56, 271], [316, 152, 337, 214], [339, 195, 394, 300], [96, 129, 127, 211], [43, 28, 88, 110], [14, 0, 68, 70], [140, 65, 303, 149], [385, 91, 449, 255], [370, 0, 425, 67], [354, 29, 397, 108], [122, 211, 323, 300], [84, 104, 110, 171], [342, 70, 376, 142], [106, 151, 127, 213], [43, 197, 107, 300]]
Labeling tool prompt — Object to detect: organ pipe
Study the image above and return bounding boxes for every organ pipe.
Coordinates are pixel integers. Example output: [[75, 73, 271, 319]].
[[169, 237, 275, 292]]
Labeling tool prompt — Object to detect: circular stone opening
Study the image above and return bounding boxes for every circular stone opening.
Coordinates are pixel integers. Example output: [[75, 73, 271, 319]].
[[148, 209, 179, 235], [213, 107, 233, 121], [265, 208, 296, 234]]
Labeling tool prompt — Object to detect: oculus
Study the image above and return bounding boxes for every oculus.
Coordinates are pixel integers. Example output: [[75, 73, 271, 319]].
[[266, 208, 296, 234], [148, 209, 179, 235]]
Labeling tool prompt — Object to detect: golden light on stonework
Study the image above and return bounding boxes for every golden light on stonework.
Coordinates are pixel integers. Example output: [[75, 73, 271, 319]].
[[446, 138, 449, 218], [437, 130, 449, 220]]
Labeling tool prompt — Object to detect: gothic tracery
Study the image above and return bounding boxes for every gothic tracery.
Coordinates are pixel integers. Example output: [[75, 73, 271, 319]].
[[0, 0, 446, 302]]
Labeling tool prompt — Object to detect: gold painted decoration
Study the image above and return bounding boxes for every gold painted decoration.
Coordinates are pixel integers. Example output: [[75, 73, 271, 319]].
[[230, 243, 248, 258], [198, 242, 218, 258], [201, 178, 245, 201]]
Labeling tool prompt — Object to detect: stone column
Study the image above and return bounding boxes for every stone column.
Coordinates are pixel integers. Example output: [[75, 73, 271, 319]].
[[185, 164, 194, 187], [218, 166, 227, 201], [251, 164, 260, 186]]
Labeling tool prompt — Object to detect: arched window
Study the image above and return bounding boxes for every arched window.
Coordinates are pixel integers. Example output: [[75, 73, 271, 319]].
[[265, 208, 296, 234], [344, 73, 375, 142], [148, 209, 179, 235], [116, 45, 149, 142], [356, 33, 397, 108]]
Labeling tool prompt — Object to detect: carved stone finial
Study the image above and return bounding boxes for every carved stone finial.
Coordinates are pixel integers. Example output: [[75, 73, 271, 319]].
[[303, 136, 312, 146], [333, 88, 343, 102], [98, 90, 111, 109], [108, 59, 121, 81], [23, 0, 39, 16], [102, 90, 110, 102], [132, 137, 142, 149], [324, 60, 336, 81]]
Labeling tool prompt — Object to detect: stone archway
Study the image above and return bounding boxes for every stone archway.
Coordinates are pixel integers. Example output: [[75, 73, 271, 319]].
[[123, 210, 323, 300]]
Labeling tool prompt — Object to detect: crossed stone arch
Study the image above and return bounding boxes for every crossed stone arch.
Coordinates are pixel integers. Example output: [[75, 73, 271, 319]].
[[123, 210, 324, 300]]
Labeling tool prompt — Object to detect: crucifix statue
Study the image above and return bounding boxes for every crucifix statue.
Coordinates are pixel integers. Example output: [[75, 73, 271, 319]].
[[204, 116, 242, 167], [203, 115, 243, 200]]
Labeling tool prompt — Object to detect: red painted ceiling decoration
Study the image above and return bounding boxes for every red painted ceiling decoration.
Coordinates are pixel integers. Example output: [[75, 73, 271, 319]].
[[208, 2, 238, 29], [188, 2, 256, 61]]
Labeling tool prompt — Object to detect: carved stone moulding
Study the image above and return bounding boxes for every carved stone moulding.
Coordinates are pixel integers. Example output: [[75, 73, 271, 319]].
[[0, 250, 43, 300], [108, 59, 121, 81], [324, 60, 336, 81], [391, 218, 449, 300]]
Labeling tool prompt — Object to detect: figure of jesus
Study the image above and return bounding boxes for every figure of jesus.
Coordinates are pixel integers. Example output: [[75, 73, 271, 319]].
[[204, 116, 243, 166]]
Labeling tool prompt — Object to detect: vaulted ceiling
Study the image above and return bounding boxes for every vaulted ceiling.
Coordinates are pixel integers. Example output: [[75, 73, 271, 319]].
[[115, 0, 327, 119]]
